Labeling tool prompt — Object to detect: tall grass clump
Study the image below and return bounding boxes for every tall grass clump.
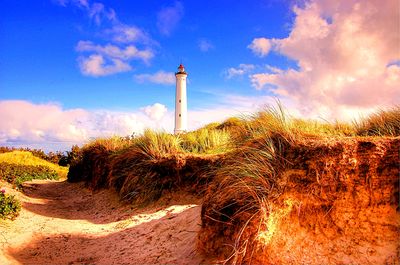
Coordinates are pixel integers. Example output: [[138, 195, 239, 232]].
[[85, 135, 134, 152], [108, 130, 187, 204], [199, 133, 291, 263], [245, 104, 292, 140], [292, 119, 355, 136], [355, 106, 400, 136], [68, 130, 184, 202], [68, 128, 225, 205], [132, 129, 182, 158], [181, 127, 232, 154], [68, 135, 137, 187], [243, 103, 356, 141]]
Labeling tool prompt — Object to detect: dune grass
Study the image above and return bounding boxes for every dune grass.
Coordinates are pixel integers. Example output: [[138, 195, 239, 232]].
[[0, 151, 68, 179], [180, 127, 233, 154], [84, 135, 134, 152], [354, 106, 400, 136], [134, 129, 183, 158], [68, 104, 399, 204]]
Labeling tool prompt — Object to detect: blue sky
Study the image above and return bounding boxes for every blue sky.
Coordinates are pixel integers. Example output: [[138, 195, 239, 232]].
[[0, 0, 399, 151], [0, 0, 292, 110]]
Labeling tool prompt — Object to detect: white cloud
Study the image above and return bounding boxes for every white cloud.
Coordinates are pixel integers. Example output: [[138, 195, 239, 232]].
[[249, 0, 400, 120], [76, 41, 154, 62], [110, 25, 151, 44], [78, 54, 132, 76], [0, 100, 173, 151], [198, 39, 214, 52], [157, 2, 184, 36], [0, 100, 89, 147], [134, 71, 175, 85], [56, 1, 156, 76], [225, 64, 255, 79], [248, 38, 272, 57], [141, 103, 168, 121], [75, 40, 154, 76]]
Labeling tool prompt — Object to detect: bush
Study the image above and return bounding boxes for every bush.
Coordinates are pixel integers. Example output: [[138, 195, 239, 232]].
[[0, 163, 59, 188], [0, 189, 21, 220]]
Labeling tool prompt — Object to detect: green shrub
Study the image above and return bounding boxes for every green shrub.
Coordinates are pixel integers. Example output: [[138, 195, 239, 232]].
[[0, 189, 21, 220], [0, 163, 59, 188]]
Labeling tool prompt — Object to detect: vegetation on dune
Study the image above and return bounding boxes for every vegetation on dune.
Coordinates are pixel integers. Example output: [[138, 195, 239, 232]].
[[180, 127, 233, 154], [0, 189, 21, 220], [68, 129, 225, 205], [0, 151, 65, 192], [0, 150, 67, 221], [63, 105, 400, 262], [0, 146, 69, 165], [67, 105, 400, 204], [0, 163, 59, 189], [0, 151, 68, 179], [199, 134, 399, 264], [355, 106, 400, 136], [197, 105, 400, 263]]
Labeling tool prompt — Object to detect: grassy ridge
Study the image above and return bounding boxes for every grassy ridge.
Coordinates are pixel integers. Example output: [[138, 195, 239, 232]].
[[68, 105, 399, 203], [0, 151, 68, 189], [68, 129, 227, 204], [0, 151, 67, 220], [0, 163, 59, 188], [0, 151, 68, 179]]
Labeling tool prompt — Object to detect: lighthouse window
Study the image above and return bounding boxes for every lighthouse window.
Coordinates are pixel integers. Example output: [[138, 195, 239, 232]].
[[179, 100, 181, 103], [179, 114, 181, 117]]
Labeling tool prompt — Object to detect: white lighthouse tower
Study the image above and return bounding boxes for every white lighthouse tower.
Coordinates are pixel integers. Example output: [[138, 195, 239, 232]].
[[174, 64, 188, 134]]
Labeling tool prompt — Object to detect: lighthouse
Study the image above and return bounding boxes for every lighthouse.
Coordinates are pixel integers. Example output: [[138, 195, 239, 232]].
[[174, 64, 188, 134]]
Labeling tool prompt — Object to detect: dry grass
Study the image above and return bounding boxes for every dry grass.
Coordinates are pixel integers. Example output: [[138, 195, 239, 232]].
[[133, 129, 183, 158], [199, 133, 291, 263], [68, 104, 399, 201], [83, 135, 133, 152], [354, 106, 400, 136], [180, 127, 233, 154]]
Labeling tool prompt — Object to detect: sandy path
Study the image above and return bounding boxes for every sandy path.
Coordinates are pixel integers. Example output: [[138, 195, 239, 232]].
[[0, 180, 211, 264]]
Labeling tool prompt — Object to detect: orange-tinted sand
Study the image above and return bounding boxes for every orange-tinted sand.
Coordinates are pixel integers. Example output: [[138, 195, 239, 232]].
[[0, 180, 210, 264]]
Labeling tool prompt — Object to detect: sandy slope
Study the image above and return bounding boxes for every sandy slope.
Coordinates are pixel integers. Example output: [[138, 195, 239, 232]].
[[0, 180, 211, 265]]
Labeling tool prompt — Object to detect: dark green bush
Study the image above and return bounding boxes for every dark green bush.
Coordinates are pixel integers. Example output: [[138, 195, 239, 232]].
[[0, 190, 21, 220], [0, 163, 59, 188]]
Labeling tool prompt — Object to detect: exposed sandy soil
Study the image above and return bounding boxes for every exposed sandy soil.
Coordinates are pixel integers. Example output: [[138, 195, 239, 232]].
[[0, 180, 212, 265]]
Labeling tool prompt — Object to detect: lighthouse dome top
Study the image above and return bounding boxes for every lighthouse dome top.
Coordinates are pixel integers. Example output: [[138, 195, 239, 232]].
[[176, 64, 187, 75]]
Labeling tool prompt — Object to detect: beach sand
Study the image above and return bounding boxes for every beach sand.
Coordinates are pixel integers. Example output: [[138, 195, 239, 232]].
[[0, 179, 210, 264]]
